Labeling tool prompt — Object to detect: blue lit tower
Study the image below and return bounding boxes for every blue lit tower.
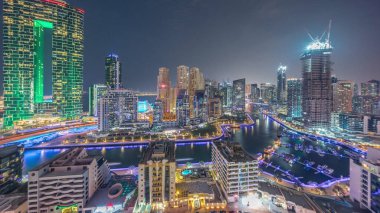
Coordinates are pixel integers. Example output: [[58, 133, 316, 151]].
[[287, 78, 302, 118], [301, 21, 333, 129]]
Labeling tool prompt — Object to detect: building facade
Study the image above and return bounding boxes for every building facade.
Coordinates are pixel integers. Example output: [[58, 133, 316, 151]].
[[157, 67, 171, 113], [353, 96, 380, 115], [27, 148, 110, 213], [137, 142, 176, 208], [176, 89, 190, 127], [287, 78, 303, 118], [361, 80, 380, 97], [176, 65, 189, 90], [333, 80, 354, 113], [212, 141, 259, 202], [98, 89, 138, 131], [0, 145, 23, 194], [301, 39, 333, 129], [88, 84, 107, 116], [188, 67, 205, 119], [350, 148, 380, 212], [277, 65, 287, 104], [232, 79, 246, 117], [260, 83, 276, 104], [3, 0, 84, 128], [250, 83, 260, 103], [105, 53, 122, 89], [220, 82, 233, 109]]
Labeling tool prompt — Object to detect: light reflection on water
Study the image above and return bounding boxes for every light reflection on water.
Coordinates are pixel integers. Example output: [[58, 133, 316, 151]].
[[23, 115, 350, 184]]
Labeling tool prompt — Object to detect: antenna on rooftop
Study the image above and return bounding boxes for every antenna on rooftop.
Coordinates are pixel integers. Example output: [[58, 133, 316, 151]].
[[326, 19, 332, 44]]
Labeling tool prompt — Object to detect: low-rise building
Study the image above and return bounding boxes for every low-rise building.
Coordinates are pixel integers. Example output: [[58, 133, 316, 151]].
[[27, 148, 111, 213], [350, 147, 380, 212], [137, 142, 176, 210], [212, 141, 260, 202]]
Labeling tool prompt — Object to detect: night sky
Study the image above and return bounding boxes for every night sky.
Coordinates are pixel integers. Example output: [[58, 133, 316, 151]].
[[1, 0, 380, 93]]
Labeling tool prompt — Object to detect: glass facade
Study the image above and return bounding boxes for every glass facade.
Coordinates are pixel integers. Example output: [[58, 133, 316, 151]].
[[287, 78, 302, 118], [3, 0, 84, 128], [301, 46, 333, 129], [232, 78, 245, 116], [105, 53, 122, 89]]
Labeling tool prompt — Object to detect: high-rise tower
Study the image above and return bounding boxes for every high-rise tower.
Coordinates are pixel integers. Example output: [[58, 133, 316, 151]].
[[301, 22, 333, 129], [287, 78, 303, 118], [176, 65, 189, 90], [361, 80, 380, 97], [333, 80, 354, 113], [3, 0, 85, 128], [277, 64, 287, 104], [232, 78, 246, 117], [105, 53, 122, 89], [188, 67, 205, 118], [157, 67, 171, 113]]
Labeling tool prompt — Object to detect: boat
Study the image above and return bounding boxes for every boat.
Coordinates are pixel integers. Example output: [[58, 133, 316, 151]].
[[274, 138, 281, 146], [264, 146, 275, 155]]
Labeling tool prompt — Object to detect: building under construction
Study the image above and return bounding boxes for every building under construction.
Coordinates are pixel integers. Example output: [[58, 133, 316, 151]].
[[301, 22, 333, 129]]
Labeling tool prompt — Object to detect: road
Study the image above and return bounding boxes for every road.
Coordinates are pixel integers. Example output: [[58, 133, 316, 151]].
[[0, 122, 96, 146]]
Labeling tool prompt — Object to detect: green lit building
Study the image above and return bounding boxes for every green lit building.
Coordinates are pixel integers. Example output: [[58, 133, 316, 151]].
[[2, 0, 84, 128]]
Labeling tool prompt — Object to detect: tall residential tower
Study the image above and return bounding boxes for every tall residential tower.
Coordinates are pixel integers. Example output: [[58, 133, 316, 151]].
[[277, 64, 287, 104], [157, 67, 171, 113], [105, 53, 122, 89], [3, 0, 84, 127], [301, 24, 333, 129]]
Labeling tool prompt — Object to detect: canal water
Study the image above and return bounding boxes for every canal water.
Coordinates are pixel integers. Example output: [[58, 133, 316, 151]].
[[23, 115, 350, 185]]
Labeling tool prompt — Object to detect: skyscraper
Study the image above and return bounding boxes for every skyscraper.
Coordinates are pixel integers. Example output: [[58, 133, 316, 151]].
[[287, 78, 303, 118], [157, 67, 171, 113], [333, 80, 354, 113], [277, 64, 287, 104], [3, 0, 84, 128], [105, 53, 122, 89], [260, 83, 276, 103], [361, 80, 380, 97], [220, 81, 233, 108], [98, 89, 138, 131], [232, 78, 245, 117], [176, 65, 189, 90], [176, 89, 190, 127], [250, 83, 260, 102], [301, 31, 333, 129], [189, 67, 205, 118], [88, 84, 107, 116]]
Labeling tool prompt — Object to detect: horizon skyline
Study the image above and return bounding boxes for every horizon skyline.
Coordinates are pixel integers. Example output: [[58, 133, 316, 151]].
[[1, 0, 380, 94]]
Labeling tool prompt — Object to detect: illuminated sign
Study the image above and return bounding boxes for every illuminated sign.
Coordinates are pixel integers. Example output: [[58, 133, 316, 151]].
[[138, 101, 149, 113]]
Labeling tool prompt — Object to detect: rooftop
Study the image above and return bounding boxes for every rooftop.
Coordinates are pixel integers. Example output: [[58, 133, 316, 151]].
[[258, 182, 283, 197], [31, 148, 102, 171], [176, 181, 214, 195], [140, 141, 175, 164], [213, 141, 260, 163], [258, 182, 314, 210]]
